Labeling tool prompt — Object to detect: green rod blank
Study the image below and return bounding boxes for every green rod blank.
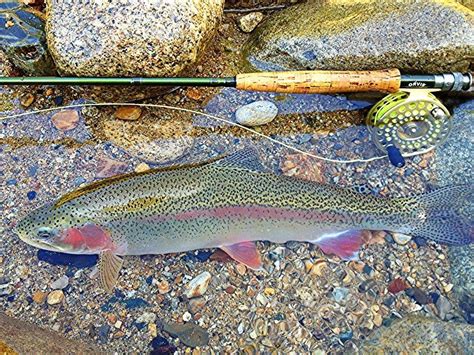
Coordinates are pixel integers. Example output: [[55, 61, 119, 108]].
[[0, 76, 237, 87]]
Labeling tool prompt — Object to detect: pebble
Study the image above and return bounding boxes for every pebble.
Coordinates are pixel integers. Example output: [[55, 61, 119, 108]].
[[136, 312, 156, 324], [148, 323, 157, 337], [96, 156, 128, 178], [436, 295, 452, 320], [47, 290, 64, 305], [51, 275, 69, 290], [188, 297, 206, 314], [392, 233, 412, 245], [114, 106, 142, 121], [20, 93, 35, 107], [163, 321, 209, 348], [27, 191, 37, 200], [182, 312, 192, 322], [51, 110, 80, 131], [235, 264, 247, 275], [114, 320, 122, 329], [332, 287, 350, 303], [237, 12, 264, 33], [235, 100, 278, 127], [405, 287, 432, 305], [184, 271, 212, 298], [157, 279, 170, 295], [32, 291, 47, 304], [134, 162, 150, 173], [387, 278, 409, 294], [97, 324, 110, 343], [443, 283, 454, 293]]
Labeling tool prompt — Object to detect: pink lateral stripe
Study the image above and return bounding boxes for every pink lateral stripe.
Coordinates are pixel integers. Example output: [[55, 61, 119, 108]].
[[146, 206, 341, 223]]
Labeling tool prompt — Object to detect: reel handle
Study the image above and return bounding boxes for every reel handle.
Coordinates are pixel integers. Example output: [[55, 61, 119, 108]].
[[236, 69, 401, 94]]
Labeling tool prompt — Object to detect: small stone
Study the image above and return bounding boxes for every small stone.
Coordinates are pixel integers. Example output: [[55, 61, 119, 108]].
[[264, 287, 275, 296], [444, 283, 454, 293], [51, 275, 69, 290], [436, 295, 452, 320], [183, 311, 192, 322], [32, 291, 47, 304], [392, 233, 412, 245], [373, 312, 383, 327], [136, 312, 156, 324], [20, 93, 35, 107], [332, 287, 350, 303], [311, 260, 327, 276], [235, 100, 278, 127], [188, 297, 206, 314], [405, 287, 432, 305], [388, 278, 409, 294], [157, 279, 170, 295], [51, 110, 80, 131], [96, 156, 128, 178], [184, 272, 212, 298], [163, 321, 209, 348], [256, 293, 268, 306], [186, 88, 202, 101], [114, 320, 122, 329], [148, 323, 157, 337], [47, 290, 64, 305], [134, 162, 150, 173], [236, 263, 247, 275], [237, 12, 264, 33], [304, 259, 313, 273], [114, 106, 142, 121]]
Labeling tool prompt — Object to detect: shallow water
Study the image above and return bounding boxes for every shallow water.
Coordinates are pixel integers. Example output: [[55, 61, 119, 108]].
[[1, 78, 473, 352]]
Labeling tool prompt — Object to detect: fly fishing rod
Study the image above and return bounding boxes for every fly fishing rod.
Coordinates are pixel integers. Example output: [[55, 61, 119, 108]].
[[1, 69, 472, 167]]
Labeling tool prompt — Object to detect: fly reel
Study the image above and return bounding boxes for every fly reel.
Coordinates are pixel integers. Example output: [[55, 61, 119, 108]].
[[367, 89, 452, 167]]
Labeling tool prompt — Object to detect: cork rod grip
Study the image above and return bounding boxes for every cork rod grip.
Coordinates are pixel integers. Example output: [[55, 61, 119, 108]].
[[236, 69, 401, 94]]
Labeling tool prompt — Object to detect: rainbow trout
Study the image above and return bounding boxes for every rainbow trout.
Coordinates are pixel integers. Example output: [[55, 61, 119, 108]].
[[16, 149, 473, 292]]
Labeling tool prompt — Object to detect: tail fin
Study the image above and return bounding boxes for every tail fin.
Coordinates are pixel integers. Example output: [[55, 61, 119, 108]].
[[411, 184, 473, 245]]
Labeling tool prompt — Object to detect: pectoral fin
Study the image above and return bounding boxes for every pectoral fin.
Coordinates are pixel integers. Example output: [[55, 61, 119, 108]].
[[311, 230, 367, 261], [98, 251, 123, 293], [220, 241, 262, 270]]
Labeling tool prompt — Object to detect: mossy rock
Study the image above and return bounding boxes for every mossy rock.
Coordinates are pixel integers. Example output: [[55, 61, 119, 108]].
[[245, 0, 474, 73], [0, 1, 55, 75]]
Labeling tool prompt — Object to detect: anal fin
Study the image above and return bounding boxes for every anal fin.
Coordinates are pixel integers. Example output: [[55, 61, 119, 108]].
[[98, 251, 123, 293], [220, 241, 262, 270], [311, 230, 367, 260]]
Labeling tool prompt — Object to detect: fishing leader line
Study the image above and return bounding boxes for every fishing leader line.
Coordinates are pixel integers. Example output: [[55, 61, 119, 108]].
[[0, 102, 389, 164]]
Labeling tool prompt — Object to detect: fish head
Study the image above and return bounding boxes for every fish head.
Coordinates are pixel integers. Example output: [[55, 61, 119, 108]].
[[15, 202, 113, 254]]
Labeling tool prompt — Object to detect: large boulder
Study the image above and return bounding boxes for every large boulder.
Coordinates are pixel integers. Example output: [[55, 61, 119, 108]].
[[0, 1, 55, 75], [244, 0, 474, 73], [45, 0, 224, 101], [358, 315, 474, 353]]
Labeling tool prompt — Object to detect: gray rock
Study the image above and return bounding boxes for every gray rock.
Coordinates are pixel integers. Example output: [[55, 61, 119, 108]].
[[436, 295, 453, 320], [244, 0, 474, 73], [50, 275, 69, 290], [46, 0, 224, 100], [0, 1, 55, 75], [237, 12, 264, 33], [332, 287, 349, 303], [163, 321, 209, 348], [359, 315, 474, 353], [235, 100, 278, 127]]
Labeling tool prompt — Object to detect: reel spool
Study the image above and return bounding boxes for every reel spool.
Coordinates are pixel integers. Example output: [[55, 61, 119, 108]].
[[366, 89, 452, 167]]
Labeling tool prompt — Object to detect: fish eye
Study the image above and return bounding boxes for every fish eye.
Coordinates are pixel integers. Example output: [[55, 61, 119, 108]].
[[37, 227, 53, 239]]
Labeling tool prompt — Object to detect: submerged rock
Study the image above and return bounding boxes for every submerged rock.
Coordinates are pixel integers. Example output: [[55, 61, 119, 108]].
[[0, 51, 14, 76], [0, 313, 100, 353], [0, 1, 54, 74], [46, 0, 224, 100], [235, 100, 278, 126], [245, 0, 474, 73], [448, 245, 474, 324], [358, 315, 474, 353]]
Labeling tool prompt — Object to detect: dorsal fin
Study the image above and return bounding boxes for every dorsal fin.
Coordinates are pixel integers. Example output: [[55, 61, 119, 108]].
[[212, 147, 266, 172]]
